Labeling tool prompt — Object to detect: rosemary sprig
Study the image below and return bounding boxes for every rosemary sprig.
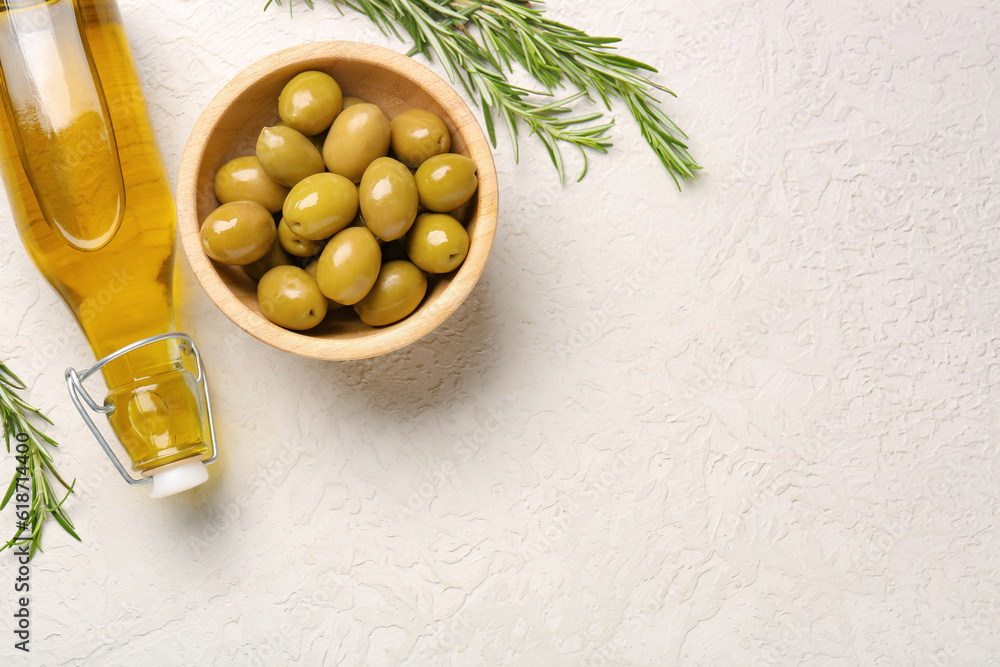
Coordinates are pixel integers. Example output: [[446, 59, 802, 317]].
[[0, 360, 79, 560], [263, 0, 698, 185], [459, 0, 699, 186]]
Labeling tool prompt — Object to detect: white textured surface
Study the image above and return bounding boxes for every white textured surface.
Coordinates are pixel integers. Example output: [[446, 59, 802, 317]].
[[2, 0, 999, 664]]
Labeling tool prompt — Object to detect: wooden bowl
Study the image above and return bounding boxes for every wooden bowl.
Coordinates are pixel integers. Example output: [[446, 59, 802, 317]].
[[176, 42, 498, 360]]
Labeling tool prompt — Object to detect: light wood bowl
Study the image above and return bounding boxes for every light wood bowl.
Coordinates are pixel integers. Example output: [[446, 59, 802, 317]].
[[176, 42, 498, 360]]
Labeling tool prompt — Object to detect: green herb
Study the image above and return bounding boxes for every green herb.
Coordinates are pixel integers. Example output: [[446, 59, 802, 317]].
[[264, 0, 699, 186], [0, 360, 78, 559]]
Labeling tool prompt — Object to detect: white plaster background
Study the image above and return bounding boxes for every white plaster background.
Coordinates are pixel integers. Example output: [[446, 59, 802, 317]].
[[1, 0, 998, 664]]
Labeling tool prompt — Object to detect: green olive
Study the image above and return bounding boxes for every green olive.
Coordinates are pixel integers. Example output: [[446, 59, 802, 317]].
[[353, 260, 427, 326], [277, 217, 324, 257], [406, 213, 469, 273], [244, 238, 294, 282], [359, 157, 419, 242], [257, 266, 328, 330], [278, 71, 343, 136], [256, 125, 325, 188], [214, 156, 290, 214], [275, 120, 326, 152], [282, 172, 359, 241], [322, 103, 391, 183], [341, 96, 365, 109], [389, 108, 451, 168], [414, 153, 478, 213], [200, 201, 276, 265], [316, 227, 382, 305]]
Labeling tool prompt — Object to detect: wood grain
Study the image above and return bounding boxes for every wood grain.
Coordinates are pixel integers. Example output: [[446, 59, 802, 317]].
[[176, 41, 498, 361]]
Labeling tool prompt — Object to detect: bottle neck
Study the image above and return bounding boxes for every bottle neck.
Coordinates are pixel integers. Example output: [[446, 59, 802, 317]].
[[0, 0, 125, 251]]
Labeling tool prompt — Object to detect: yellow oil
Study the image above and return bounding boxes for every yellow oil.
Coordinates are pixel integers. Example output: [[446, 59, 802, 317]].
[[0, 0, 209, 472]]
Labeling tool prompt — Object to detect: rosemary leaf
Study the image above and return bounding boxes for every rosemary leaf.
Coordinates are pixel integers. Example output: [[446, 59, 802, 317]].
[[264, 0, 699, 185], [0, 359, 79, 559]]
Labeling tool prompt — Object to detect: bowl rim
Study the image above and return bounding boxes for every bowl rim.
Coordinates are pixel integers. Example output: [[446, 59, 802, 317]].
[[176, 40, 498, 361]]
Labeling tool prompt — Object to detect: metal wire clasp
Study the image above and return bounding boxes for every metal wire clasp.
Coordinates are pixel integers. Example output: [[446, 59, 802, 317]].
[[65, 332, 218, 486]]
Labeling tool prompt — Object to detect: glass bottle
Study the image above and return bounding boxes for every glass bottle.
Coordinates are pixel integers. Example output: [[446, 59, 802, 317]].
[[0, 0, 217, 497]]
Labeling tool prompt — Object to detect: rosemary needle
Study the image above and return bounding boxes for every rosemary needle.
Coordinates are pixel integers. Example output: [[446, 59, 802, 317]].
[[263, 0, 699, 185], [0, 360, 79, 560]]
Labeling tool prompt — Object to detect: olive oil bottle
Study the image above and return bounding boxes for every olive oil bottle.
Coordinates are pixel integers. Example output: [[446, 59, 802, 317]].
[[0, 0, 217, 497]]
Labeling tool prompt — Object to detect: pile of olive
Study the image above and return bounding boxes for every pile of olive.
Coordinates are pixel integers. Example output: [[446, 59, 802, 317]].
[[200, 70, 479, 331]]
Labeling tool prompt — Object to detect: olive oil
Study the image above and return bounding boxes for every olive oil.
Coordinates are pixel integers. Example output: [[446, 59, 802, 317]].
[[0, 0, 211, 481]]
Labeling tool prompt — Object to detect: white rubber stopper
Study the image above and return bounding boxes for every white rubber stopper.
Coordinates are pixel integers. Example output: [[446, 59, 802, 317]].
[[147, 460, 209, 499]]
